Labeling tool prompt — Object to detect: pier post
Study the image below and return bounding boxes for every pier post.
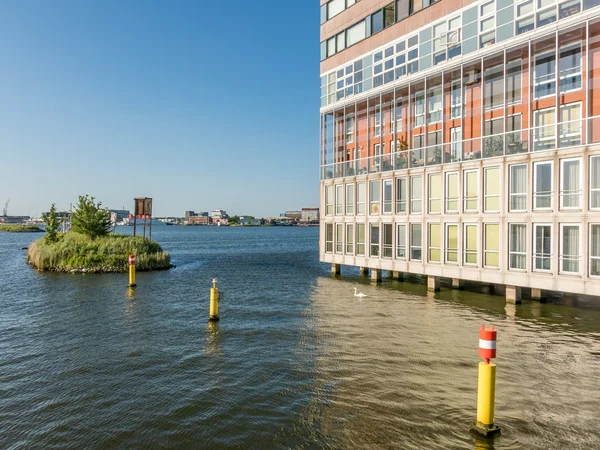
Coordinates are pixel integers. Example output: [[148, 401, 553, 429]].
[[531, 288, 542, 301], [128, 254, 136, 287], [427, 276, 440, 292], [359, 266, 369, 276], [331, 263, 341, 275], [209, 278, 219, 321], [371, 269, 382, 282], [505, 285, 522, 304], [452, 278, 464, 289]]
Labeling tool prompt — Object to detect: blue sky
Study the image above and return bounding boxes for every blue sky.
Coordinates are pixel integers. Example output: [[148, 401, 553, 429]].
[[0, 0, 318, 217]]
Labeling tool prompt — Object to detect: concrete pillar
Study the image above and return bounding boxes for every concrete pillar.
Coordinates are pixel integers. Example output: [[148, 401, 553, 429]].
[[359, 266, 369, 276], [427, 276, 441, 292], [386, 270, 395, 279], [452, 278, 464, 289], [371, 268, 382, 282], [531, 288, 542, 301], [331, 263, 341, 275], [506, 285, 522, 304], [392, 271, 400, 279]]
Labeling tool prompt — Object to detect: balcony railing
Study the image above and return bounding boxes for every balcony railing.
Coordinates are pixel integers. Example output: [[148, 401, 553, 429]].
[[321, 116, 596, 179]]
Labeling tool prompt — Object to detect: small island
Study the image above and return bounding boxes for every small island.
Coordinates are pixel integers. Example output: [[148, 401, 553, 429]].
[[0, 224, 44, 233], [26, 196, 170, 273]]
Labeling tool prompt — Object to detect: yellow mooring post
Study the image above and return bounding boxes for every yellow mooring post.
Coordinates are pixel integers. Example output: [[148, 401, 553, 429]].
[[209, 278, 219, 321], [471, 324, 501, 437], [128, 253, 136, 287]]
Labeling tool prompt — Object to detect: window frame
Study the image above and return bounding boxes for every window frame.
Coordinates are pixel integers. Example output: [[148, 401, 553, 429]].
[[396, 177, 407, 214], [383, 222, 393, 258], [335, 184, 344, 215], [463, 169, 478, 212], [382, 179, 393, 214], [335, 223, 344, 253], [484, 223, 500, 268], [590, 156, 600, 210], [484, 166, 500, 213], [356, 222, 366, 255], [559, 157, 582, 210], [410, 175, 423, 214], [325, 223, 334, 253], [346, 184, 355, 215], [590, 223, 600, 277], [326, 185, 334, 216], [509, 163, 528, 212], [509, 223, 527, 271], [559, 223, 582, 275], [445, 171, 459, 213], [428, 222, 441, 263], [428, 173, 443, 214], [357, 182, 366, 215], [410, 223, 422, 261], [370, 223, 380, 257], [370, 179, 381, 215], [396, 223, 407, 260], [445, 223, 459, 264], [346, 223, 354, 255], [533, 161, 553, 211], [533, 222, 552, 273], [463, 223, 478, 266]]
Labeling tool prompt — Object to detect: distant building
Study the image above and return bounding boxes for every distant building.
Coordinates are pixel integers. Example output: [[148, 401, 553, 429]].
[[188, 216, 210, 225], [185, 211, 195, 219], [285, 210, 302, 221], [109, 209, 130, 222], [239, 216, 260, 225], [211, 210, 228, 219], [301, 207, 319, 223]]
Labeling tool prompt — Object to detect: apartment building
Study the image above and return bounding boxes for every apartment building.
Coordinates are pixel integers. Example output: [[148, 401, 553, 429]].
[[319, 0, 600, 300]]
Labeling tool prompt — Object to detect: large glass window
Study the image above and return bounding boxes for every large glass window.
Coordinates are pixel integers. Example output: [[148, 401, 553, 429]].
[[383, 223, 393, 258], [534, 224, 552, 271], [484, 167, 500, 212], [560, 224, 580, 274], [450, 81, 462, 118], [559, 103, 581, 148], [397, 224, 406, 259], [414, 91, 425, 127], [559, 43, 582, 93], [534, 51, 556, 98], [510, 164, 527, 211], [410, 223, 422, 261], [396, 178, 407, 213], [450, 127, 462, 162], [534, 107, 556, 151], [464, 224, 478, 265], [335, 185, 344, 215], [346, 223, 354, 254], [429, 173, 442, 213], [484, 223, 500, 267], [383, 179, 393, 214], [446, 224, 458, 263], [328, 0, 345, 19], [335, 223, 344, 253], [370, 180, 380, 214], [484, 64, 504, 110], [428, 86, 442, 123], [534, 161, 553, 210], [429, 223, 441, 262], [326, 224, 333, 253], [464, 170, 478, 212], [591, 224, 600, 276], [509, 223, 527, 270], [346, 184, 355, 215], [591, 156, 600, 209], [347, 20, 367, 47], [411, 175, 422, 213], [357, 182, 366, 215], [560, 158, 581, 209], [346, 115, 355, 143], [370, 223, 380, 256], [446, 172, 459, 212], [357, 223, 366, 255], [374, 106, 382, 137], [506, 59, 522, 105], [326, 186, 334, 215]]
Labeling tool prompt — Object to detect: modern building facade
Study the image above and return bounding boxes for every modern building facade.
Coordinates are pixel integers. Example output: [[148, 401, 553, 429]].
[[319, 0, 600, 300]]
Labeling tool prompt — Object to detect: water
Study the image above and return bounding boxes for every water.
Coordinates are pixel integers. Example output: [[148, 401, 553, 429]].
[[1, 226, 600, 449]]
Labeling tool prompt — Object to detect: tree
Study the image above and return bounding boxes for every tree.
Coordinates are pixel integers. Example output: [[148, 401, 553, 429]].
[[229, 215, 240, 225], [70, 195, 112, 239], [42, 203, 62, 243], [259, 218, 266, 226]]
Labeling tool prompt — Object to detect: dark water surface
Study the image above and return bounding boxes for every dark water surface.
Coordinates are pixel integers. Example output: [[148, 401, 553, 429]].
[[1, 226, 599, 449]]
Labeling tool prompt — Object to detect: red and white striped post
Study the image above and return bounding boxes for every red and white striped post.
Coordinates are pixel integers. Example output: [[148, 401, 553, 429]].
[[472, 324, 501, 437], [479, 324, 497, 364]]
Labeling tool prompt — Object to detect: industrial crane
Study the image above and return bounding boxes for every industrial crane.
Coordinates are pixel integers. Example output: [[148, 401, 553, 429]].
[[3, 198, 9, 217]]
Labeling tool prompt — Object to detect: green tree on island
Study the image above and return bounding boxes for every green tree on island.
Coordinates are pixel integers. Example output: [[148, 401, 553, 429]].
[[42, 203, 62, 243], [229, 215, 240, 225], [70, 195, 112, 239]]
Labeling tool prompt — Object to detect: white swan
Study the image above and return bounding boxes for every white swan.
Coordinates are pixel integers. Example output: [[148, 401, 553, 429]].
[[353, 287, 367, 298]]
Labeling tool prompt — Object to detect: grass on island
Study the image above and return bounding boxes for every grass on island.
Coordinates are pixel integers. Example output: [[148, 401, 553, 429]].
[[27, 232, 171, 273], [0, 224, 44, 233]]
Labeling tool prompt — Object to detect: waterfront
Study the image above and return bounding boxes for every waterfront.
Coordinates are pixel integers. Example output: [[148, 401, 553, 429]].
[[1, 226, 600, 449]]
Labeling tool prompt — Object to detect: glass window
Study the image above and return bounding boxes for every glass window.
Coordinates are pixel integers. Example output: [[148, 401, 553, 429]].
[[464, 170, 478, 212], [559, 102, 581, 148], [321, 4, 327, 25], [560, 224, 580, 273], [484, 167, 500, 212], [481, 0, 495, 16], [451, 81, 462, 118], [383, 179, 393, 214], [372, 10, 384, 34], [450, 127, 462, 162], [484, 224, 500, 267], [370, 223, 380, 256], [484, 65, 504, 110], [560, 158, 581, 209], [337, 32, 346, 52], [534, 107, 556, 151], [328, 37, 336, 58], [507, 59, 522, 104], [384, 3, 395, 28], [509, 224, 527, 270], [537, 7, 556, 27], [347, 20, 367, 46], [326, 185, 334, 215], [464, 224, 478, 265], [591, 224, 600, 276], [510, 164, 527, 211], [591, 156, 600, 209], [414, 91, 425, 127], [446, 224, 459, 263], [429, 223, 441, 262], [328, 0, 345, 19], [357, 182, 366, 215], [560, 43, 582, 93], [357, 223, 366, 255], [397, 224, 406, 259], [410, 223, 422, 261], [429, 173, 442, 213], [534, 161, 553, 210], [370, 180, 381, 214], [534, 52, 556, 98], [335, 184, 344, 215], [346, 184, 355, 215], [346, 115, 354, 143], [383, 223, 393, 258], [326, 223, 333, 252], [346, 223, 354, 254], [396, 178, 407, 213], [445, 172, 459, 212], [428, 86, 442, 123], [411, 175, 422, 213], [335, 223, 344, 253], [534, 224, 552, 271]]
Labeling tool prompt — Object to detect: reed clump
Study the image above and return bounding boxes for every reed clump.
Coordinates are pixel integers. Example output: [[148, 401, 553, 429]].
[[0, 225, 44, 233]]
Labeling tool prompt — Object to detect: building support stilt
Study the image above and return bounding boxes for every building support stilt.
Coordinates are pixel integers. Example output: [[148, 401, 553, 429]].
[[331, 263, 341, 275], [371, 268, 382, 282], [506, 285, 522, 304], [427, 276, 441, 292]]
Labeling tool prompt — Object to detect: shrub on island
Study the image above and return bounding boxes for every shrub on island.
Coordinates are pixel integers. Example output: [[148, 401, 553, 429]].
[[0, 225, 44, 232]]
